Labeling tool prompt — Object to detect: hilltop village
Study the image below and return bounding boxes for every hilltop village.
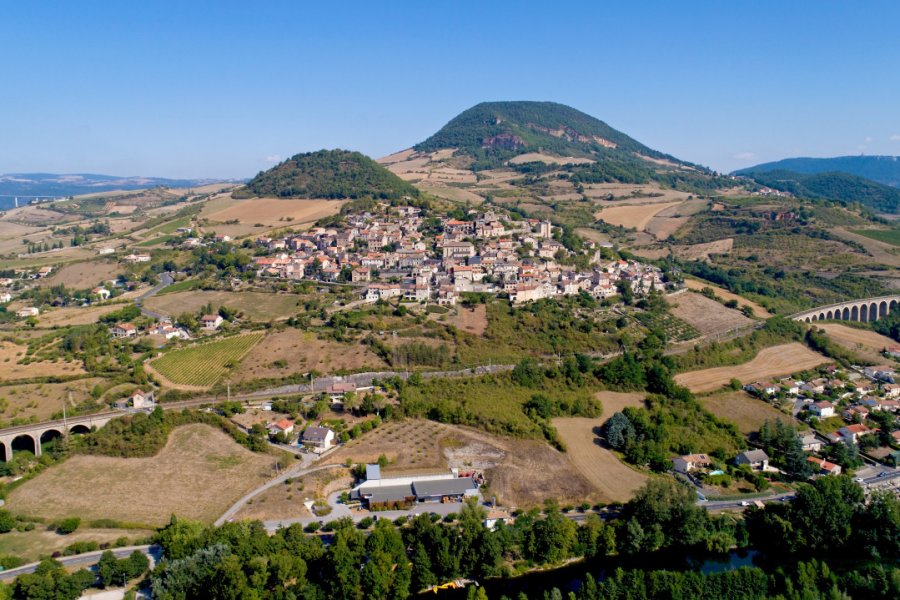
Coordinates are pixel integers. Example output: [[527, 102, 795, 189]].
[[251, 205, 671, 305]]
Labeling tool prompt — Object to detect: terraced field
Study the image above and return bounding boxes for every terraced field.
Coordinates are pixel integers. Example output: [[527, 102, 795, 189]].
[[149, 332, 264, 387]]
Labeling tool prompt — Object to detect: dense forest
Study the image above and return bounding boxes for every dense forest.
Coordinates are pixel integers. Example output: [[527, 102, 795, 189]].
[[235, 150, 419, 200], [741, 169, 900, 213], [414, 101, 688, 169], [736, 155, 900, 188]]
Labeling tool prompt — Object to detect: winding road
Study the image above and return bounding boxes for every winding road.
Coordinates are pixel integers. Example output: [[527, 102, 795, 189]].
[[134, 271, 174, 319]]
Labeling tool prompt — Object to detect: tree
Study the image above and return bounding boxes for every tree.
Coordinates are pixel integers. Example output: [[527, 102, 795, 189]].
[[604, 412, 634, 450], [0, 510, 15, 534]]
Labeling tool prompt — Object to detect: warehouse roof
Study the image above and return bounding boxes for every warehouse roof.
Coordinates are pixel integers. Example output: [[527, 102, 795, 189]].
[[413, 477, 477, 498]]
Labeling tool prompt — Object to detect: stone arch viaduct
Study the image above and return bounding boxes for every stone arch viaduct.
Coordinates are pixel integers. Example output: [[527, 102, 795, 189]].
[[0, 412, 119, 462], [791, 294, 900, 325]]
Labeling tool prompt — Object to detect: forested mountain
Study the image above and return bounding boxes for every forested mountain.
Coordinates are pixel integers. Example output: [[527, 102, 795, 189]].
[[415, 101, 695, 171], [741, 169, 900, 213], [736, 155, 900, 187], [235, 150, 418, 200]]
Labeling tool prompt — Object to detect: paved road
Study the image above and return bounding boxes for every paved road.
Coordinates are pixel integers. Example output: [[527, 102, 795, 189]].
[[215, 462, 340, 526], [0, 545, 159, 582], [135, 272, 174, 319]]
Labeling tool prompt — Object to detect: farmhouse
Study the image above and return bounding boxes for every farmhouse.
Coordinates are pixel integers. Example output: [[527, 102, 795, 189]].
[[0, 293, 11, 303], [116, 389, 156, 410], [201, 314, 224, 330], [672, 453, 712, 474], [123, 253, 151, 263], [111, 323, 137, 338], [734, 449, 769, 471], [302, 426, 335, 452], [92, 286, 111, 301], [15, 307, 39, 318]]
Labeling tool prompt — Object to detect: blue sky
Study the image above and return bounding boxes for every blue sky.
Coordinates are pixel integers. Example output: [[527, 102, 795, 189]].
[[2, 1, 899, 179]]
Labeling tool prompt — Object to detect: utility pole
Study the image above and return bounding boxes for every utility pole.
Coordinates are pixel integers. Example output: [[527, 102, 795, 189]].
[[63, 393, 70, 439]]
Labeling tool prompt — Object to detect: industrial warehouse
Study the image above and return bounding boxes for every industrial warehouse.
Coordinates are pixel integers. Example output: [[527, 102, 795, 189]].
[[349, 465, 480, 510]]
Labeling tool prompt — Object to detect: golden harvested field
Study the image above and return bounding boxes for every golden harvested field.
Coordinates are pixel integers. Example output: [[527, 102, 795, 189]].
[[0, 378, 103, 422], [673, 238, 734, 261], [38, 260, 122, 289], [6, 425, 279, 526], [595, 201, 683, 231], [683, 277, 773, 318], [200, 197, 344, 238], [232, 330, 386, 381], [144, 290, 301, 321], [0, 341, 85, 381], [700, 391, 795, 435], [35, 303, 123, 328], [233, 467, 351, 522], [417, 184, 484, 204], [675, 343, 829, 393], [669, 292, 754, 337], [815, 323, 897, 364], [574, 228, 612, 246], [552, 417, 648, 503], [0, 527, 154, 563]]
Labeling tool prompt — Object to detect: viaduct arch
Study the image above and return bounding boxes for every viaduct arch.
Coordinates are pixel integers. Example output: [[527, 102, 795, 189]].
[[0, 412, 118, 461], [791, 295, 900, 325]]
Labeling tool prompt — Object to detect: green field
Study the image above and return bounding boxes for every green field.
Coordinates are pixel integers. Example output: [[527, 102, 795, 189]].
[[156, 278, 201, 295], [150, 333, 264, 387], [850, 227, 900, 247]]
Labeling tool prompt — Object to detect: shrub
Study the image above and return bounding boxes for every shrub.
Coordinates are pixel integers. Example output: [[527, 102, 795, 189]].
[[56, 517, 81, 535]]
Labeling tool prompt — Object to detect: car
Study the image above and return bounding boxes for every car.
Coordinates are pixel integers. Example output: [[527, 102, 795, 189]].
[[878, 472, 889, 478], [854, 477, 865, 483], [740, 501, 751, 507]]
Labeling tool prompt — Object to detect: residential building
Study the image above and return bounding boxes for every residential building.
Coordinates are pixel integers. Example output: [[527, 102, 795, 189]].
[[735, 449, 769, 471], [201, 314, 224, 330], [302, 426, 335, 452], [672, 453, 712, 473]]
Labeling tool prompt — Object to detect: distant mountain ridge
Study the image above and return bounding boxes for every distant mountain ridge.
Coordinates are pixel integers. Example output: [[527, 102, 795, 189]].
[[0, 173, 228, 210], [415, 101, 691, 169], [234, 149, 418, 200], [739, 169, 900, 213], [735, 155, 900, 188]]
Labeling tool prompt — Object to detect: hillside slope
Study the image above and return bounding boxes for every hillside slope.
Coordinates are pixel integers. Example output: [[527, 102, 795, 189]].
[[736, 155, 900, 187], [740, 169, 900, 213], [414, 101, 695, 171], [234, 149, 418, 200]]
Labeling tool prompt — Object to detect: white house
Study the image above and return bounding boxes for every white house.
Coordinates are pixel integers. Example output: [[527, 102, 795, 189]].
[[672, 453, 712, 473], [809, 401, 835, 418], [735, 449, 769, 471], [16, 307, 39, 318], [111, 323, 137, 338], [0, 292, 11, 303], [200, 314, 224, 330], [92, 287, 111, 301], [302, 426, 335, 452]]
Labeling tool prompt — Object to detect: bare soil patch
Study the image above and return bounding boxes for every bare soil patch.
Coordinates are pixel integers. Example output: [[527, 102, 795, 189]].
[[816, 323, 897, 364], [6, 425, 279, 526], [683, 278, 772, 318], [233, 467, 351, 522], [700, 390, 795, 435], [673, 239, 734, 262], [0, 341, 85, 381], [669, 292, 753, 337], [232, 330, 387, 381], [675, 343, 829, 393], [38, 261, 122, 289], [449, 305, 488, 336]]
